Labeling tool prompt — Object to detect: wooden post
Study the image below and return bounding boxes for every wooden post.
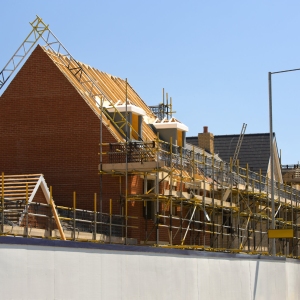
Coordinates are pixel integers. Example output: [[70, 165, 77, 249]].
[[1, 172, 4, 234], [110, 199, 112, 243], [25, 183, 28, 238], [73, 191, 76, 241], [49, 186, 66, 241], [93, 193, 97, 241]]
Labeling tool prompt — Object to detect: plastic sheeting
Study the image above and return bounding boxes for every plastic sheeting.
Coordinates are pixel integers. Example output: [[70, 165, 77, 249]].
[[0, 243, 299, 300]]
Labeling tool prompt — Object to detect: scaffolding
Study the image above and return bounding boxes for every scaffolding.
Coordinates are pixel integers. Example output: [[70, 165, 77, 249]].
[[100, 139, 300, 257], [149, 89, 176, 120]]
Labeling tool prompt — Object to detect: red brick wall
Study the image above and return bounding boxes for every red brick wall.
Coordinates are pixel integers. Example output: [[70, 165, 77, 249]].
[[0, 45, 120, 211], [25, 187, 51, 229]]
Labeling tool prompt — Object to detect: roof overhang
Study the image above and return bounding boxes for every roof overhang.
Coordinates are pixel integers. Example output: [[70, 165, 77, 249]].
[[105, 100, 146, 116], [153, 118, 188, 132]]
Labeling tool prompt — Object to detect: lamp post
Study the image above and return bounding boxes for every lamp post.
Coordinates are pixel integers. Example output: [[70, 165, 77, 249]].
[[268, 68, 300, 256]]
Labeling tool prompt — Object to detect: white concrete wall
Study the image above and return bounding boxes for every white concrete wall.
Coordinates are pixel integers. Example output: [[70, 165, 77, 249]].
[[0, 242, 299, 300]]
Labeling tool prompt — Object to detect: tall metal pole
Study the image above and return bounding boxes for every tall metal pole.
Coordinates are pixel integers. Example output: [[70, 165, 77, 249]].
[[73, 191, 76, 241], [169, 137, 173, 245], [125, 78, 128, 245], [26, 182, 29, 238], [93, 193, 97, 241], [156, 133, 160, 245], [99, 97, 103, 235], [162, 88, 165, 119], [1, 172, 4, 234], [268, 67, 300, 256], [268, 71, 276, 256]]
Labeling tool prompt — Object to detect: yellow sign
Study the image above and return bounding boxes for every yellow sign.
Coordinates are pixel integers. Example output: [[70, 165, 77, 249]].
[[268, 229, 294, 239]]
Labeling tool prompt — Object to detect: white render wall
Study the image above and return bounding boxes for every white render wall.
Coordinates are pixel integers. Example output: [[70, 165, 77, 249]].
[[0, 242, 299, 300]]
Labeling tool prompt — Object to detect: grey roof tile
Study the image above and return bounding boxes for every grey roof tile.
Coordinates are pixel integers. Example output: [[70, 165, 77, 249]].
[[186, 133, 272, 174]]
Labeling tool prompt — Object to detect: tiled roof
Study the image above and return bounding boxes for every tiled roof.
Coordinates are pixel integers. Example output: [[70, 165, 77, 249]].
[[185, 136, 198, 147], [186, 133, 272, 174]]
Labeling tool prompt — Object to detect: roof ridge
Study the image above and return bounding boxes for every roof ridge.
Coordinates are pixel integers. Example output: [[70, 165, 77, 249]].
[[187, 133, 272, 139], [215, 133, 271, 137]]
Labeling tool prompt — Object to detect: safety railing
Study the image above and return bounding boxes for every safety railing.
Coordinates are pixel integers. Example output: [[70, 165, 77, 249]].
[[0, 198, 136, 243], [106, 141, 156, 164], [102, 139, 300, 206]]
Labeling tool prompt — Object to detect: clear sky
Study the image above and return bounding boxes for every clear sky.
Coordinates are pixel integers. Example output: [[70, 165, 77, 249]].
[[1, 1, 300, 164]]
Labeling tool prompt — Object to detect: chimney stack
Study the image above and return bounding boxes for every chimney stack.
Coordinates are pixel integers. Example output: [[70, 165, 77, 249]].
[[198, 126, 214, 153]]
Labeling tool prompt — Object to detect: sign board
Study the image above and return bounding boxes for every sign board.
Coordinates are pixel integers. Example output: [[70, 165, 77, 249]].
[[268, 229, 293, 239]]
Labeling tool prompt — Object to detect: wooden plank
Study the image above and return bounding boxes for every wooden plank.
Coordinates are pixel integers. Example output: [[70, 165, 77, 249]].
[[3, 179, 39, 182], [3, 183, 38, 188], [49, 194, 66, 241], [3, 186, 35, 189], [3, 193, 33, 197], [2, 197, 27, 200], [3, 174, 42, 178], [2, 188, 34, 191]]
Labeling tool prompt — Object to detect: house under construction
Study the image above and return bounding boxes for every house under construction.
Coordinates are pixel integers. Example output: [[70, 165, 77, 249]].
[[1, 16, 300, 259]]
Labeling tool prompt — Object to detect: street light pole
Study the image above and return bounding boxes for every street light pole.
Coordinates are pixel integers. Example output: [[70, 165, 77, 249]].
[[268, 72, 276, 257], [268, 67, 300, 256]]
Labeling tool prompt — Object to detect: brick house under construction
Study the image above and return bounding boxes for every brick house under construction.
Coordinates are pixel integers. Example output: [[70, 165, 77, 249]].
[[1, 17, 300, 254], [0, 42, 196, 245]]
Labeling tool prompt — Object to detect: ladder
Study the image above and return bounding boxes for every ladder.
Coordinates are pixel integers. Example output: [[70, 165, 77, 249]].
[[232, 123, 247, 166], [222, 123, 247, 202]]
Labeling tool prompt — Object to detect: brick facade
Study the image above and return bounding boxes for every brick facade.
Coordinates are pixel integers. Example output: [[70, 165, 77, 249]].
[[0, 45, 120, 211], [198, 126, 214, 154], [0, 46, 210, 245]]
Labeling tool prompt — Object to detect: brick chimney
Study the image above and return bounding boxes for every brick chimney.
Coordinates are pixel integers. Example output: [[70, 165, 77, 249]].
[[198, 126, 214, 153]]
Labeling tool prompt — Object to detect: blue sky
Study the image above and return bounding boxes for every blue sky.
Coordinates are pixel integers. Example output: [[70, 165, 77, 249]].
[[1, 1, 300, 164]]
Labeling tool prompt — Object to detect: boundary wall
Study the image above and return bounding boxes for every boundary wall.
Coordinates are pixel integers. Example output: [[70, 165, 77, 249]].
[[0, 237, 299, 300]]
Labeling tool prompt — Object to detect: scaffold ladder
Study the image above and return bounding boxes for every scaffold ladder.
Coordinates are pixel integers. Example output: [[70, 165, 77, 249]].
[[222, 123, 247, 202], [233, 123, 247, 166]]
